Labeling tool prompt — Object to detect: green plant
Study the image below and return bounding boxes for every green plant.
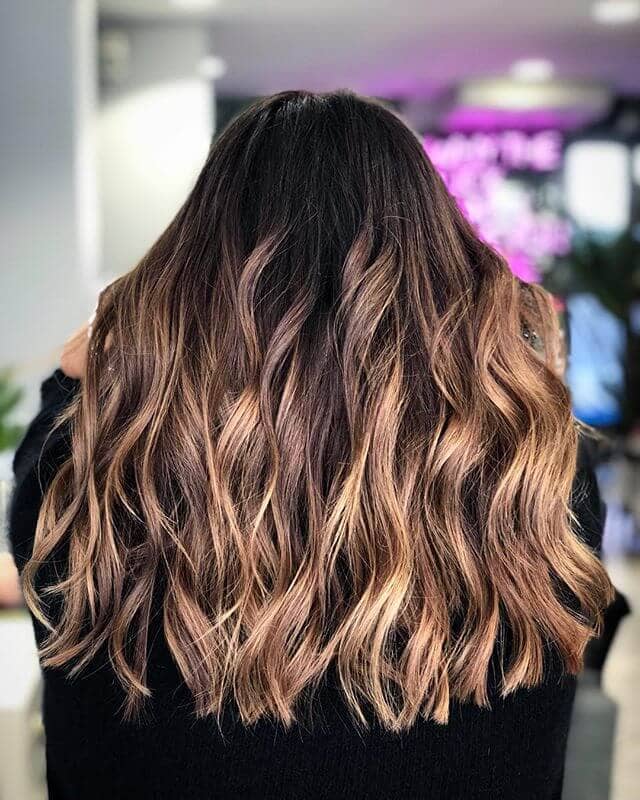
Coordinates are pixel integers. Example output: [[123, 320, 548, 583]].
[[0, 369, 24, 451], [545, 230, 640, 431]]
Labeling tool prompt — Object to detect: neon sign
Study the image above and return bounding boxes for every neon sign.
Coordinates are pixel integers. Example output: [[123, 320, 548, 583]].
[[424, 130, 571, 282]]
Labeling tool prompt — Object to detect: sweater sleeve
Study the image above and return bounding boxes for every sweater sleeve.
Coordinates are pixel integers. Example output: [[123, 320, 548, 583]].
[[570, 439, 630, 671], [9, 369, 79, 574], [569, 430, 608, 556], [570, 463, 605, 556]]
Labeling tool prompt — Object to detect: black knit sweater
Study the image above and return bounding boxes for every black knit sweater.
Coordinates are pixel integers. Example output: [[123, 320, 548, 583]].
[[9, 370, 605, 800]]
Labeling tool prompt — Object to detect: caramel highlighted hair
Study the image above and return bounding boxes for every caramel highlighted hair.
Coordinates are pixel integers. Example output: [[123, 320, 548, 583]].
[[23, 91, 612, 730]]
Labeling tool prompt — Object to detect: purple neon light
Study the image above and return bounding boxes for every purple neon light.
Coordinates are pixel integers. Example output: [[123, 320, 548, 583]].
[[423, 130, 570, 281], [442, 107, 601, 134], [423, 130, 563, 173]]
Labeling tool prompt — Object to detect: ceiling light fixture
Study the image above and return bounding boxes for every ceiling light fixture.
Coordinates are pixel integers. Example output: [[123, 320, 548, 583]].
[[509, 58, 555, 82], [170, 0, 221, 11], [198, 55, 227, 80], [591, 0, 640, 25]]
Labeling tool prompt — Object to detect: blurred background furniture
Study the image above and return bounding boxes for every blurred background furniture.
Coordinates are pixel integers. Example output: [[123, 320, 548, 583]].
[[0, 615, 46, 800]]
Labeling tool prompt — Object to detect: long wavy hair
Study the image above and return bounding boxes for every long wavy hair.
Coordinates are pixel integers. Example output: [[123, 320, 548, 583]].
[[24, 91, 612, 731]]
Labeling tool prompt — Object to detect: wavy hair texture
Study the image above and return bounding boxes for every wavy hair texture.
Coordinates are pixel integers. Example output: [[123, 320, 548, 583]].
[[23, 91, 612, 731]]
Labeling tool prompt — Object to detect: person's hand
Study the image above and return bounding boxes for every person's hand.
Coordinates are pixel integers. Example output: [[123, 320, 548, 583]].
[[60, 322, 91, 379], [0, 553, 22, 608]]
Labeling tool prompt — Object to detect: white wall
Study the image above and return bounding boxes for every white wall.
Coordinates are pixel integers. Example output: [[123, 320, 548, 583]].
[[0, 10, 215, 423], [98, 25, 214, 281], [0, 0, 98, 415]]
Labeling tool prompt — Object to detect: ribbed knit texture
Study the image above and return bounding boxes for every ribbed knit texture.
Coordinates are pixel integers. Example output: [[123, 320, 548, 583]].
[[9, 370, 604, 800]]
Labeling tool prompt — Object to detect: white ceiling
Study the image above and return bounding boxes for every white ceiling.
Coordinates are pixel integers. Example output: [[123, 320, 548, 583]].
[[98, 0, 640, 97]]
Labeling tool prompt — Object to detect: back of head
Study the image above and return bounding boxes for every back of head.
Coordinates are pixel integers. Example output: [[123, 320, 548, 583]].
[[25, 91, 611, 730]]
